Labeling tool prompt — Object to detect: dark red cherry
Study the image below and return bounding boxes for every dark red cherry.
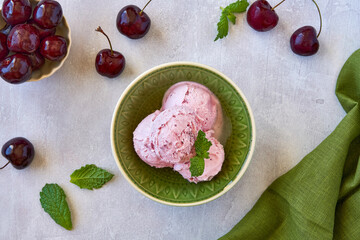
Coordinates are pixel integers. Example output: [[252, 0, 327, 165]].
[[247, 0, 279, 32], [26, 51, 45, 70], [95, 27, 125, 78], [116, 4, 151, 39], [7, 24, 40, 53], [1, 0, 31, 26], [33, 0, 63, 29], [0, 33, 9, 61], [0, 54, 32, 84], [39, 35, 67, 61], [1, 137, 35, 170], [28, 19, 56, 39], [96, 49, 125, 78], [290, 26, 319, 56]]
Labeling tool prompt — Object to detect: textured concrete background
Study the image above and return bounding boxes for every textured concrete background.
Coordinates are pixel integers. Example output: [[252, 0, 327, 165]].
[[0, 0, 359, 239]]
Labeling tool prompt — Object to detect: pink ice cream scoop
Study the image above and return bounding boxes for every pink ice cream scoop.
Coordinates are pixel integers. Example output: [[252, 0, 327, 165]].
[[150, 106, 199, 164], [173, 131, 225, 183], [133, 81, 226, 183], [161, 81, 223, 134], [133, 111, 173, 168]]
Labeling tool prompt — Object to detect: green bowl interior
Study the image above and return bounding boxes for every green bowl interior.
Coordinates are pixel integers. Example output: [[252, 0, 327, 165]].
[[113, 64, 253, 204]]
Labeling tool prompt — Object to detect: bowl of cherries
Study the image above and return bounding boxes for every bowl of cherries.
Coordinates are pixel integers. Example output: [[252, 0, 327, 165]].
[[0, 0, 71, 84]]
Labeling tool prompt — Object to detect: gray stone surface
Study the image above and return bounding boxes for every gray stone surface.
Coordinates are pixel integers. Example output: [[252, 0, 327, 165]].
[[0, 0, 359, 239]]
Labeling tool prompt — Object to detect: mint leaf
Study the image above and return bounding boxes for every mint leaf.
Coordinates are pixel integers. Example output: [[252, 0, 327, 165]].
[[70, 164, 114, 190], [195, 130, 212, 159], [225, 0, 249, 13], [214, 0, 249, 41], [227, 12, 236, 24], [215, 13, 229, 41], [190, 130, 212, 177], [189, 156, 205, 177], [40, 184, 72, 230]]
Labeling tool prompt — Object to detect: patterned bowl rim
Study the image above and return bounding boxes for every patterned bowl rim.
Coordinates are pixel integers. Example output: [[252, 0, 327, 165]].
[[110, 62, 256, 207]]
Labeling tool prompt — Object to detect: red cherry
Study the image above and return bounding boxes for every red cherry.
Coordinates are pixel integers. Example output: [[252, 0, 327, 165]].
[[247, 0, 279, 32], [32, 0, 63, 29], [290, 26, 319, 56], [26, 51, 45, 70], [1, 137, 35, 170], [95, 27, 125, 78], [0, 54, 32, 84], [39, 35, 67, 61], [7, 24, 40, 53], [290, 0, 322, 56], [1, 0, 32, 26], [116, 3, 151, 39], [95, 50, 125, 78]]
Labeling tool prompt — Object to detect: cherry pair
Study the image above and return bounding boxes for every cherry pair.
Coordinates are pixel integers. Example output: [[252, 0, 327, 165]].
[[95, 1, 152, 78], [247, 0, 322, 56]]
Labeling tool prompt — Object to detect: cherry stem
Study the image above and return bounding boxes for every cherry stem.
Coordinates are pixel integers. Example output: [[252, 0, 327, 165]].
[[312, 0, 322, 38], [271, 0, 286, 11], [140, 0, 152, 15], [0, 161, 10, 169], [95, 26, 113, 56]]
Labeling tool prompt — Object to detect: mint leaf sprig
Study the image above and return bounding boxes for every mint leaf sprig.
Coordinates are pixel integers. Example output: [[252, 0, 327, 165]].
[[214, 0, 249, 41], [189, 130, 212, 177]]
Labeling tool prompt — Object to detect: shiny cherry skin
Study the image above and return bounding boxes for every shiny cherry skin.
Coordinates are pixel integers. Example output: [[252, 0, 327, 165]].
[[7, 24, 40, 53], [0, 24, 13, 35], [2, 0, 32, 26], [33, 0, 63, 29], [0, 54, 32, 84], [28, 19, 56, 39], [26, 51, 45, 70], [39, 35, 67, 61], [290, 26, 319, 56], [95, 49, 125, 78], [116, 5, 151, 39], [1, 137, 35, 169], [0, 33, 9, 61], [247, 0, 279, 32]]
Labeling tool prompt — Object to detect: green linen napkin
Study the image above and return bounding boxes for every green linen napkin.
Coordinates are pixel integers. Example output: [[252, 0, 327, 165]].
[[220, 49, 360, 240]]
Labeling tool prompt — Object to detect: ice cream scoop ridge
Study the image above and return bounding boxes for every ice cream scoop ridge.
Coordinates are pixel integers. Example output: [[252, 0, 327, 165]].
[[133, 81, 225, 183]]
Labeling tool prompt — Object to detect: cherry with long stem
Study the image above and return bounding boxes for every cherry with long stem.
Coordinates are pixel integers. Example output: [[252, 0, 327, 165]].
[[95, 26, 126, 78], [95, 26, 113, 56], [140, 0, 152, 15]]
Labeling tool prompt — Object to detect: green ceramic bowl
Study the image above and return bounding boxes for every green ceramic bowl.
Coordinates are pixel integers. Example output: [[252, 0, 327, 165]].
[[0, 0, 71, 82], [111, 62, 256, 206]]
